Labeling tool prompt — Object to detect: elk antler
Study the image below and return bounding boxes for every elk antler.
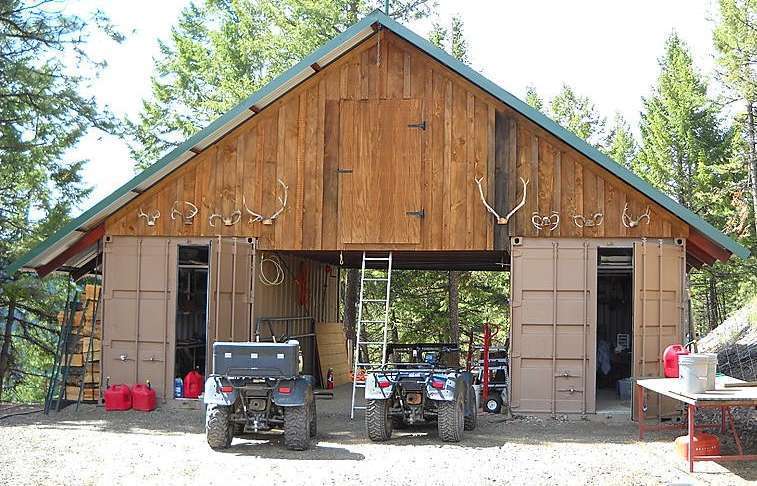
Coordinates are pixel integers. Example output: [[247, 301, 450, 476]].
[[242, 179, 289, 225], [137, 208, 160, 226], [474, 176, 529, 225], [170, 201, 199, 225], [209, 210, 241, 227], [622, 203, 650, 228]]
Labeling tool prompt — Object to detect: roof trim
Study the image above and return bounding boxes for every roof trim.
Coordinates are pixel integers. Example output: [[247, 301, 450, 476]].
[[6, 9, 748, 274]]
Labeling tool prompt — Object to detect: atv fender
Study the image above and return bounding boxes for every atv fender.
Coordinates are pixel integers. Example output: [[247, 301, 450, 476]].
[[272, 377, 312, 407], [425, 373, 469, 402], [364, 372, 396, 400], [203, 375, 238, 406]]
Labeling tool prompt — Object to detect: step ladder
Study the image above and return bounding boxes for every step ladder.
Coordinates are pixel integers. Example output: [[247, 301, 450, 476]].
[[350, 252, 393, 419], [44, 291, 80, 415]]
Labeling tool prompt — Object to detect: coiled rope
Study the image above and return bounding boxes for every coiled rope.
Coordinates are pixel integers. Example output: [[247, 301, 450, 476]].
[[259, 253, 284, 286]]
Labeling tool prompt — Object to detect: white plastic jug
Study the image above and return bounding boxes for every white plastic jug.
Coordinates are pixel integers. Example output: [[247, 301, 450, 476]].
[[678, 354, 709, 394]]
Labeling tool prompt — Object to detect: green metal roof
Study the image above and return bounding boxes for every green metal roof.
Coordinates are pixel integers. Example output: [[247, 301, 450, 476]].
[[6, 9, 748, 274]]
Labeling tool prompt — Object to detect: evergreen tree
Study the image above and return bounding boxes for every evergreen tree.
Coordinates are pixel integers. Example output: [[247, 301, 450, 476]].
[[636, 33, 731, 213], [713, 0, 757, 240], [129, 0, 435, 169], [549, 84, 608, 150], [606, 114, 637, 168], [0, 1, 121, 401]]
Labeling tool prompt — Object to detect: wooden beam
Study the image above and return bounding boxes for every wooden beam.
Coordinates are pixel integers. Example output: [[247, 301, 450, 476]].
[[35, 225, 105, 278], [249, 105, 261, 113], [189, 147, 202, 154], [310, 62, 321, 72], [688, 230, 731, 263]]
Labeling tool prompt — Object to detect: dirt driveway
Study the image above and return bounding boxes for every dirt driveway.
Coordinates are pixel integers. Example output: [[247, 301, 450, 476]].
[[0, 386, 754, 486]]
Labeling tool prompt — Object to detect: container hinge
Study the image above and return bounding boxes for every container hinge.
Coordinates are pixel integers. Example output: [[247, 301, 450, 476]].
[[405, 209, 425, 218], [336, 168, 353, 174], [407, 121, 427, 130]]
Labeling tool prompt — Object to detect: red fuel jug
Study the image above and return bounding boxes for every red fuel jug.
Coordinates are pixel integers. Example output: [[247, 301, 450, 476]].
[[183, 370, 204, 399], [663, 344, 689, 378], [326, 368, 335, 390], [104, 384, 132, 411], [132, 382, 157, 412]]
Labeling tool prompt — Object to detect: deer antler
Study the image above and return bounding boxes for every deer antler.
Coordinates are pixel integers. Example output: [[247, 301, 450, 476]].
[[137, 208, 160, 226], [242, 179, 289, 225], [170, 201, 198, 225], [475, 176, 529, 225], [622, 203, 650, 228], [209, 210, 241, 227]]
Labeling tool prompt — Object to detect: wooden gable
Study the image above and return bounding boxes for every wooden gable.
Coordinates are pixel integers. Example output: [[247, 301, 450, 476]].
[[105, 30, 689, 251]]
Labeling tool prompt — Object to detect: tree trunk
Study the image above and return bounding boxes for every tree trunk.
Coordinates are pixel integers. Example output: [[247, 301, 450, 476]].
[[343, 268, 362, 361], [747, 100, 757, 238], [0, 300, 16, 403], [448, 271, 460, 365]]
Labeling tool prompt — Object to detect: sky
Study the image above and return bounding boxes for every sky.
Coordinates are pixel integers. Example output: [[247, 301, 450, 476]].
[[70, 0, 723, 214]]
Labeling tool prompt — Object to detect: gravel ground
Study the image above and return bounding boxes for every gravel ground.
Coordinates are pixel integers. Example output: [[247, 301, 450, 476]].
[[0, 386, 755, 486]]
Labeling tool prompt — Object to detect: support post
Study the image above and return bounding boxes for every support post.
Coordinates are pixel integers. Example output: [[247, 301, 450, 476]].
[[688, 404, 696, 473]]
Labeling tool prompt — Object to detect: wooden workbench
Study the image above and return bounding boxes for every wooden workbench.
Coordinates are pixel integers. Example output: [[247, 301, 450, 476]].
[[636, 375, 757, 472]]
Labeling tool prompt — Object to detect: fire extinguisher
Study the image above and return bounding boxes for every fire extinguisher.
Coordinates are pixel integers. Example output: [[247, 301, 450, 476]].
[[326, 368, 334, 390]]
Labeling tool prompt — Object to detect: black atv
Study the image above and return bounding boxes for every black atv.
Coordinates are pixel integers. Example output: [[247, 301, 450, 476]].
[[203, 340, 316, 450], [364, 343, 477, 442]]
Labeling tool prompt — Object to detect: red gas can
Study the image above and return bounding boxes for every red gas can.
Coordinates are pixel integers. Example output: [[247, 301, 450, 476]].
[[104, 384, 132, 411], [663, 344, 689, 378], [132, 383, 157, 412], [183, 370, 204, 399]]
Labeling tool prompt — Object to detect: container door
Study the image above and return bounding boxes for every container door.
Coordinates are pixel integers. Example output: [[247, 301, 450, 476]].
[[208, 237, 254, 369], [338, 99, 423, 244], [633, 239, 684, 418], [509, 238, 597, 414], [103, 237, 173, 400]]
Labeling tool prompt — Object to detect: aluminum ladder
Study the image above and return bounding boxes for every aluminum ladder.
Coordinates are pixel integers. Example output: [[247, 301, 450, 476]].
[[349, 251, 393, 419]]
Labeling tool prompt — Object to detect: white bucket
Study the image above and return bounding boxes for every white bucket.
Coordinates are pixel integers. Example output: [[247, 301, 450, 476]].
[[678, 354, 709, 394], [703, 353, 717, 390]]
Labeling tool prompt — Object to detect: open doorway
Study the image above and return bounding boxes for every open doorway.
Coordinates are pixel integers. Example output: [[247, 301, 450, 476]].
[[596, 248, 633, 413], [174, 245, 209, 397]]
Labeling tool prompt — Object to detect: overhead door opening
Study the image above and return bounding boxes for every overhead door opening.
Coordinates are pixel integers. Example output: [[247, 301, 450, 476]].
[[596, 248, 633, 414], [174, 245, 209, 394]]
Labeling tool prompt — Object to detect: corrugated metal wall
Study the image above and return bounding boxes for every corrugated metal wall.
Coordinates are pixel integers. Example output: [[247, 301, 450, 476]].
[[509, 238, 597, 415], [509, 237, 685, 416], [633, 239, 685, 418]]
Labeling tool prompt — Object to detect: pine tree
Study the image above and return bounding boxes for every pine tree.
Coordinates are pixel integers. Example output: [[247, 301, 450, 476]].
[[606, 114, 637, 168], [713, 0, 757, 240], [549, 84, 608, 150]]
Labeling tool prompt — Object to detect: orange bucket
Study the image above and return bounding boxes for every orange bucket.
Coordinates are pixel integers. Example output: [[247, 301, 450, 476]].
[[674, 433, 720, 460]]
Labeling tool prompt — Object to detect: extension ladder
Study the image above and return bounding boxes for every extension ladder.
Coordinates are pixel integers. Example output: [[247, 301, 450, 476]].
[[349, 252, 393, 419]]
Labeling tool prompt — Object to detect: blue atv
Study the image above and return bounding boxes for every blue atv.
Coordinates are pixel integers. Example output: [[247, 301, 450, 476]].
[[364, 343, 477, 442], [203, 340, 316, 450]]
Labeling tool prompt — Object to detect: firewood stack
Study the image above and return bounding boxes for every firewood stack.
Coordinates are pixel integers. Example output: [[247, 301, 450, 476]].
[[57, 284, 102, 402]]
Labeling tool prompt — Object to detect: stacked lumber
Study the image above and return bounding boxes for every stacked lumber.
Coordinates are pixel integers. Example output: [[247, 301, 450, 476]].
[[57, 284, 102, 402], [316, 322, 351, 387]]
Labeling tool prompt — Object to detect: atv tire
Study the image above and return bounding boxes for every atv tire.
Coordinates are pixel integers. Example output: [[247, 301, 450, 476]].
[[206, 404, 234, 450], [464, 385, 477, 431], [309, 399, 317, 438], [438, 393, 465, 442], [284, 403, 313, 451], [366, 399, 393, 442]]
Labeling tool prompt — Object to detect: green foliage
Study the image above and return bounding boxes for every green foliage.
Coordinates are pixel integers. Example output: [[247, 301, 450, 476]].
[[636, 33, 732, 211], [428, 15, 468, 63], [606, 114, 637, 169], [713, 0, 757, 103], [0, 1, 119, 402], [129, 0, 436, 169], [549, 84, 608, 150], [524, 85, 544, 111]]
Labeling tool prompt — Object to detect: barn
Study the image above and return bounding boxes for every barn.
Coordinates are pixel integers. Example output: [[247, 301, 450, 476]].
[[7, 10, 748, 418]]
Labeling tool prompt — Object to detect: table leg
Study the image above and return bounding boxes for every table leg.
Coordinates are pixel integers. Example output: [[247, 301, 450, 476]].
[[637, 383, 645, 440], [721, 406, 726, 434], [688, 404, 695, 473]]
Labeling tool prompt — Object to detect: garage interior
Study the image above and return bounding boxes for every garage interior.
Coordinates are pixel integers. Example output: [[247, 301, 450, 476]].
[[175, 245, 210, 381]]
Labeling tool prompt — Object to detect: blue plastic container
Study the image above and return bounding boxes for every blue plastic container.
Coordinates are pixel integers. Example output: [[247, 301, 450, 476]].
[[174, 377, 183, 398]]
